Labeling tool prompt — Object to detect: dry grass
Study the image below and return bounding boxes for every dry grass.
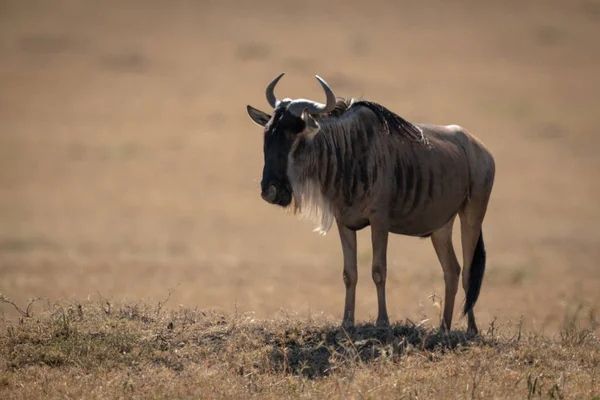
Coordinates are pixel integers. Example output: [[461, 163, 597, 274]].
[[2, 0, 600, 330], [1, 295, 598, 399]]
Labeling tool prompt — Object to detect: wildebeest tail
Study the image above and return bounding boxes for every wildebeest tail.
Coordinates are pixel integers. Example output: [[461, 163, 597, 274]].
[[464, 230, 486, 315]]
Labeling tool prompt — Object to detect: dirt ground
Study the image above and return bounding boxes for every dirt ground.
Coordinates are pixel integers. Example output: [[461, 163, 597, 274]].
[[1, 0, 599, 333]]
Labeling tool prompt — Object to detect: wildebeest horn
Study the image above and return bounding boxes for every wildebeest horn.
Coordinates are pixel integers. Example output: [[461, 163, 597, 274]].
[[266, 72, 285, 108], [287, 75, 337, 116]]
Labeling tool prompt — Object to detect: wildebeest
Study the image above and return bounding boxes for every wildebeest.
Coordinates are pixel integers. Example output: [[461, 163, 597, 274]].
[[246, 73, 495, 333]]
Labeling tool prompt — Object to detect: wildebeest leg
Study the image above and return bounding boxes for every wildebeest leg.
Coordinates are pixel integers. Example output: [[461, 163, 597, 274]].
[[430, 216, 460, 331], [459, 196, 490, 335], [371, 221, 390, 327], [336, 220, 357, 329]]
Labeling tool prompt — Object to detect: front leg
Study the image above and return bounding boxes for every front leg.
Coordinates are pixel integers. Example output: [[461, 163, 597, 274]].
[[336, 220, 357, 329], [371, 221, 390, 327]]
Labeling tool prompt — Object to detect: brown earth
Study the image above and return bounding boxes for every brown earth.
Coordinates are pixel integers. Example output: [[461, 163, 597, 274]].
[[1, 0, 600, 334]]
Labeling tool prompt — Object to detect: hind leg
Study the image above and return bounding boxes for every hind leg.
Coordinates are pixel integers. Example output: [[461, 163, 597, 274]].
[[459, 215, 481, 334], [431, 216, 460, 331], [459, 195, 491, 334]]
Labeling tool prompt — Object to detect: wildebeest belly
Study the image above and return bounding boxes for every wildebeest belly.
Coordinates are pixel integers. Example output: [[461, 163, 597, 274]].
[[336, 197, 464, 236], [389, 159, 469, 235], [390, 197, 465, 237]]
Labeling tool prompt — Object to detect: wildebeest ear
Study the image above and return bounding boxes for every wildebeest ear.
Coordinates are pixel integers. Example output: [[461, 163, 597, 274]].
[[246, 105, 271, 127], [300, 108, 321, 138]]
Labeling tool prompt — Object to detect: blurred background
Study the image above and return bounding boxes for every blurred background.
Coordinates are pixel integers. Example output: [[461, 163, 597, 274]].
[[1, 0, 599, 331]]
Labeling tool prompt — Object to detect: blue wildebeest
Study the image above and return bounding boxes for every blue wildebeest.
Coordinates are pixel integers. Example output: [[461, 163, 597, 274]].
[[246, 73, 495, 333]]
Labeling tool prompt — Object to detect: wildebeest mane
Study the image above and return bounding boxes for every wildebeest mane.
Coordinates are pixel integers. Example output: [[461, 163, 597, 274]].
[[316, 98, 427, 145]]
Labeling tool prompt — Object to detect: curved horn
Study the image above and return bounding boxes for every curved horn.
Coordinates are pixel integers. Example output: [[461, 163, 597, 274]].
[[313, 75, 337, 113], [265, 72, 285, 108], [287, 75, 337, 115]]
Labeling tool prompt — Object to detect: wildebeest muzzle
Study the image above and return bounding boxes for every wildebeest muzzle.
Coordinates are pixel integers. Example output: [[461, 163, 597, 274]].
[[261, 184, 277, 203], [261, 181, 292, 206]]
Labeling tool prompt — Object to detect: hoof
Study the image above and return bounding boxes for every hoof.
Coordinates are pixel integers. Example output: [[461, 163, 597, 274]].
[[342, 320, 355, 330], [467, 324, 479, 336], [375, 318, 390, 327]]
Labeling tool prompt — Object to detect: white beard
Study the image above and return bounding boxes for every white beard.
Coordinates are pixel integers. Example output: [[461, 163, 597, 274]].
[[288, 177, 334, 235]]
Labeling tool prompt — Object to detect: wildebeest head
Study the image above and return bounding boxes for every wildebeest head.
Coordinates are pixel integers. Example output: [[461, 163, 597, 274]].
[[246, 73, 336, 207]]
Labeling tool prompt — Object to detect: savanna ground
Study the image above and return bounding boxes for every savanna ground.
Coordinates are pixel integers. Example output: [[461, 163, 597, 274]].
[[1, 0, 599, 398]]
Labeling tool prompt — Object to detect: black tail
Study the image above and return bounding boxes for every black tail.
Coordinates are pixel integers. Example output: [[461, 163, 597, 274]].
[[464, 230, 486, 315]]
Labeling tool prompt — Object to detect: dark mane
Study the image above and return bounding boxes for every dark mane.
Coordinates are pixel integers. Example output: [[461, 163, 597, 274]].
[[318, 98, 427, 145]]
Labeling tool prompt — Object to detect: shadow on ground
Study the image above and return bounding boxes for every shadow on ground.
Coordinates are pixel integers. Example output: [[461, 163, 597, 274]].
[[255, 322, 478, 378]]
